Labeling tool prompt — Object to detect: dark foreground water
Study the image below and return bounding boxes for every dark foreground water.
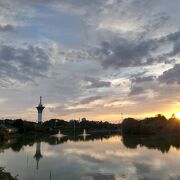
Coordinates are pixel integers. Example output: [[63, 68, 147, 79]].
[[1, 134, 180, 180]]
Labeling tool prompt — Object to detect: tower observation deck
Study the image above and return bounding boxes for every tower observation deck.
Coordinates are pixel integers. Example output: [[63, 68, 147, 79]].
[[36, 96, 45, 124]]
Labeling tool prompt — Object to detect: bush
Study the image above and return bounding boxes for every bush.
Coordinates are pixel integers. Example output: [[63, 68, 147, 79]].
[[122, 118, 139, 134]]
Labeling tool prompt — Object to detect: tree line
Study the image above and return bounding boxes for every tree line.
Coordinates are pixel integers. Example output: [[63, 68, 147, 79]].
[[122, 114, 180, 135], [0, 118, 119, 138]]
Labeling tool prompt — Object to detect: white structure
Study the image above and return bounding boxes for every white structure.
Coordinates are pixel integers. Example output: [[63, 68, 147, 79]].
[[36, 96, 45, 124]]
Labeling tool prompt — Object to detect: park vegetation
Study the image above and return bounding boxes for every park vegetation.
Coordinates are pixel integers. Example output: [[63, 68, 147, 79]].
[[0, 118, 119, 138], [1, 114, 180, 139], [122, 114, 180, 135]]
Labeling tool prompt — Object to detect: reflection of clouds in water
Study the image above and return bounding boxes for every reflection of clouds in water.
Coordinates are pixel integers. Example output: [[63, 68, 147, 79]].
[[134, 162, 153, 179], [84, 173, 115, 180], [3, 136, 180, 180], [133, 161, 178, 180], [23, 144, 35, 154], [42, 150, 59, 158], [60, 140, 180, 180], [105, 150, 139, 158], [61, 143, 138, 179], [64, 148, 106, 161], [24, 142, 62, 158]]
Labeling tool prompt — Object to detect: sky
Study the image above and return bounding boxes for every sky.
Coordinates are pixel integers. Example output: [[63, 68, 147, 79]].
[[0, 0, 180, 122]]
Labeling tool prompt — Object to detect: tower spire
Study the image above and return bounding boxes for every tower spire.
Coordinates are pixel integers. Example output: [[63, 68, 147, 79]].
[[40, 96, 42, 105]]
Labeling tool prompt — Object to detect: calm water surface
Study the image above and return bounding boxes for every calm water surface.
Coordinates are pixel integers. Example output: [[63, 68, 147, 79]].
[[0, 135, 180, 180]]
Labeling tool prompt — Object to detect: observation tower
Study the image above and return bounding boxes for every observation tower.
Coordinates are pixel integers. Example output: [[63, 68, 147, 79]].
[[36, 96, 45, 124]]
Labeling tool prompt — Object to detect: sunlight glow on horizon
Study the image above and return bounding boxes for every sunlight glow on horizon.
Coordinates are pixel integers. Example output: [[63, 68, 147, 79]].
[[175, 113, 180, 119]]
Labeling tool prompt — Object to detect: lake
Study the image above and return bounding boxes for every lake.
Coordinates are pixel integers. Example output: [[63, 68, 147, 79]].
[[0, 134, 180, 180]]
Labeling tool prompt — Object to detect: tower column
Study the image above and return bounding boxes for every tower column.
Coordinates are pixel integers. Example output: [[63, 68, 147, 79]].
[[36, 96, 45, 124]]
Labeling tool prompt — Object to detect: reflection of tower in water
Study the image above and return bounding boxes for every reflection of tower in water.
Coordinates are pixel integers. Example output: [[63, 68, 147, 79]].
[[34, 142, 43, 170]]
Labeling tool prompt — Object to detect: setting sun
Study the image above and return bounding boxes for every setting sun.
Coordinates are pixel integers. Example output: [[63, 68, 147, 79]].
[[176, 113, 180, 119]]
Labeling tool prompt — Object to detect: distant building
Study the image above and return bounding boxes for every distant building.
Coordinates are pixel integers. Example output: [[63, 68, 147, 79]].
[[36, 96, 45, 124]]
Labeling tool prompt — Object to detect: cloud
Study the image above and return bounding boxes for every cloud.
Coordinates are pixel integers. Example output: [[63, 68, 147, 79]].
[[93, 36, 162, 69], [132, 76, 156, 84], [0, 24, 16, 32], [92, 28, 180, 70], [164, 31, 180, 42], [49, 106, 91, 116], [129, 86, 145, 96], [159, 31, 180, 57], [0, 44, 51, 84], [85, 173, 115, 180], [170, 42, 180, 57], [48, 96, 102, 116], [0, 0, 179, 120], [84, 77, 111, 88], [80, 96, 102, 104], [158, 64, 180, 84]]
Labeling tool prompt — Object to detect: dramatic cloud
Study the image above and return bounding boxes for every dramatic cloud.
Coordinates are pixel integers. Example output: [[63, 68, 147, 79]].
[[93, 29, 180, 70], [84, 77, 111, 89], [49, 106, 91, 116], [159, 64, 180, 84], [0, 44, 51, 83], [94, 37, 160, 68], [0, 24, 16, 32], [129, 86, 145, 96], [132, 76, 156, 83], [80, 96, 102, 104], [0, 0, 179, 121]]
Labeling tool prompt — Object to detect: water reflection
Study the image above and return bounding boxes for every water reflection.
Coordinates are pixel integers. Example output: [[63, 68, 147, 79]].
[[2, 134, 180, 154], [122, 135, 180, 153], [85, 173, 115, 180], [1, 134, 180, 179], [34, 142, 43, 170], [0, 167, 18, 180]]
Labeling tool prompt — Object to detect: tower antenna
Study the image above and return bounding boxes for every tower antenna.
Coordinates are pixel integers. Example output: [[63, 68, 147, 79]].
[[40, 96, 42, 104]]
